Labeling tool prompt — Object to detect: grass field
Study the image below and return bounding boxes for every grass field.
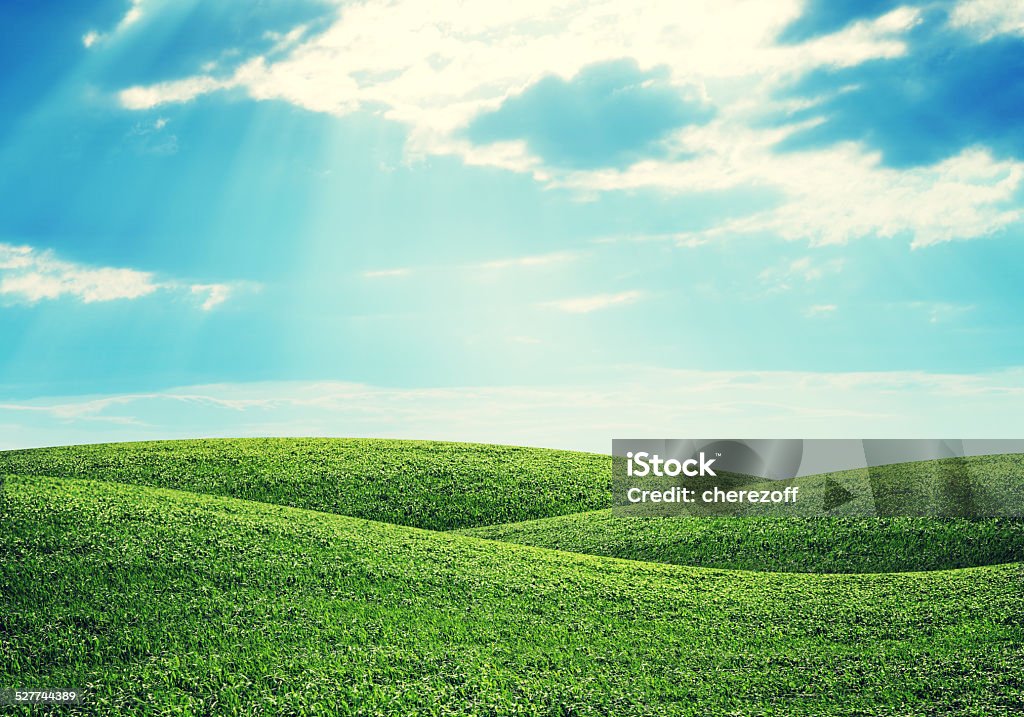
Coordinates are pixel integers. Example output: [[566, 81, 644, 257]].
[[460, 510, 1024, 573], [2, 439, 1023, 715], [0, 439, 610, 530]]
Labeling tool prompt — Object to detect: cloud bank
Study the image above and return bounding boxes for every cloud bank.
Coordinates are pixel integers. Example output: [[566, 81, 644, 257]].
[[5, 368, 1024, 453]]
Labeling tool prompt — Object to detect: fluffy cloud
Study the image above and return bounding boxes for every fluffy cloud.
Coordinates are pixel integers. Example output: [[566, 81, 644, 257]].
[[112, 0, 1022, 245], [0, 244, 158, 303], [115, 0, 911, 159], [950, 0, 1024, 39], [0, 243, 236, 309]]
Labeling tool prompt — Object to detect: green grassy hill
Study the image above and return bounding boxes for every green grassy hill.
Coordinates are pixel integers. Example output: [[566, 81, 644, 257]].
[[0, 438, 610, 530], [4, 474, 1023, 715], [460, 510, 1024, 573], [2, 439, 1023, 715], [6, 440, 1022, 573]]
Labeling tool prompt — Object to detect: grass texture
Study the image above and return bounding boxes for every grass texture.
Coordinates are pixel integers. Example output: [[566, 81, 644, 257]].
[[461, 509, 1024, 573], [0, 439, 610, 531], [1, 440, 1023, 715]]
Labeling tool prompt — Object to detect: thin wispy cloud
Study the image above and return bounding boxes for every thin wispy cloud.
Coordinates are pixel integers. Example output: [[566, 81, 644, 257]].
[[907, 301, 975, 324], [363, 268, 413, 279], [478, 251, 581, 270], [120, 76, 232, 110], [6, 368, 1024, 452], [363, 251, 584, 280], [562, 143, 1023, 247], [190, 284, 233, 311], [805, 303, 838, 318], [541, 290, 644, 314], [760, 256, 845, 291], [81, 0, 145, 48]]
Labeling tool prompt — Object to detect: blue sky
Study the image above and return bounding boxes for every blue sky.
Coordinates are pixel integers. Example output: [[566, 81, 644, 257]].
[[2, 0, 1023, 451]]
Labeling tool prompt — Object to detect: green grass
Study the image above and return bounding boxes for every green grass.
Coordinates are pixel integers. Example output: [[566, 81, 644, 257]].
[[0, 439, 610, 531], [695, 455, 1024, 519], [3, 474, 1023, 716], [6, 441, 1021, 573], [460, 510, 1024, 573], [2, 439, 1024, 714]]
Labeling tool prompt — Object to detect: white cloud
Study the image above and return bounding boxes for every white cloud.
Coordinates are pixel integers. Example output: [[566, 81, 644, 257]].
[[363, 268, 412, 279], [120, 76, 233, 110], [112, 1, 1020, 246], [115, 1, 914, 123], [477, 251, 581, 270], [0, 244, 158, 303], [0, 245, 33, 270], [595, 232, 711, 248], [760, 256, 845, 290], [190, 283, 233, 311], [82, 0, 146, 49], [113, 1, 913, 163], [0, 242, 240, 309], [5, 368, 1024, 453], [363, 251, 583, 279], [264, 25, 310, 53], [569, 140, 1023, 246], [541, 290, 644, 313], [805, 303, 837, 317], [120, 4, 144, 29], [906, 301, 975, 325], [949, 0, 1024, 39]]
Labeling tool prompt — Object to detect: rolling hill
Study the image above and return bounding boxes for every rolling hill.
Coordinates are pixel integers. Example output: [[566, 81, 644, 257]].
[[2, 439, 1023, 715], [0, 438, 610, 531]]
